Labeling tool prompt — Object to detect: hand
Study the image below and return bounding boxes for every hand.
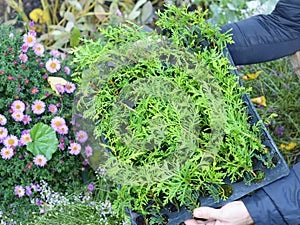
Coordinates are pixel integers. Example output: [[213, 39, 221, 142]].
[[184, 201, 254, 225]]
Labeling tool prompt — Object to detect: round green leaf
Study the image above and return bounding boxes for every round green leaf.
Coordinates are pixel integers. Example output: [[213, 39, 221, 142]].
[[27, 122, 59, 161]]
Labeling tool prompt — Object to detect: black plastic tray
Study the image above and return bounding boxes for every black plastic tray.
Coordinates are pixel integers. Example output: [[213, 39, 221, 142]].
[[128, 52, 290, 225]]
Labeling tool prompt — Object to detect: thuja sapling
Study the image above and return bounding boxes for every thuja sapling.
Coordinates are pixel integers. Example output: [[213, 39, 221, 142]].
[[71, 4, 273, 223]]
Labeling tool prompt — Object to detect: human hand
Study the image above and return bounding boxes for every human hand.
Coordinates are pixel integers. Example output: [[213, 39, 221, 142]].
[[184, 201, 254, 225]]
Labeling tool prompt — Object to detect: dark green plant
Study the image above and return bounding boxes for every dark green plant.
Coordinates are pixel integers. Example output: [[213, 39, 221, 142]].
[[71, 4, 271, 223]]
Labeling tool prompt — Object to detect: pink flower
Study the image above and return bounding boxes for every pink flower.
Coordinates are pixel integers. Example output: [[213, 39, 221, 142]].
[[19, 53, 28, 63], [76, 130, 88, 143], [0, 114, 7, 125], [1, 146, 14, 160], [46, 58, 61, 73], [31, 87, 39, 94], [55, 84, 65, 94], [14, 185, 25, 197], [9, 33, 14, 38], [31, 100, 46, 115], [22, 115, 32, 125], [11, 100, 25, 112], [23, 33, 36, 47], [64, 82, 76, 94], [51, 116, 66, 131], [12, 111, 24, 122], [29, 21, 35, 27], [28, 30, 37, 37], [21, 44, 29, 52], [20, 133, 32, 146], [33, 43, 44, 56], [69, 142, 81, 155], [56, 125, 69, 135], [50, 49, 60, 58], [3, 135, 18, 148], [33, 154, 47, 167], [64, 66, 71, 75], [58, 143, 65, 150], [85, 145, 93, 158], [48, 104, 58, 114], [0, 127, 8, 139], [87, 183, 94, 191]]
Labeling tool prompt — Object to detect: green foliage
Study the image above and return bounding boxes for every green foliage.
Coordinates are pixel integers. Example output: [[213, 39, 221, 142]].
[[71, 4, 271, 223], [27, 123, 59, 160]]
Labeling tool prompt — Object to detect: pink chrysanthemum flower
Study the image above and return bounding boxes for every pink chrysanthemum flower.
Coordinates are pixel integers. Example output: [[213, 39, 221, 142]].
[[0, 114, 7, 125], [31, 87, 39, 94], [1, 146, 14, 160], [58, 143, 65, 150], [22, 115, 32, 125], [19, 53, 28, 63], [12, 111, 24, 122], [57, 125, 69, 135], [33, 43, 44, 56], [64, 66, 71, 75], [28, 30, 36, 37], [48, 104, 58, 114], [23, 33, 36, 47], [50, 49, 60, 58], [20, 133, 32, 146], [55, 84, 65, 94], [69, 142, 81, 155], [14, 185, 25, 197], [11, 100, 25, 112], [33, 154, 47, 167], [21, 44, 29, 52], [4, 135, 18, 148], [46, 58, 61, 73], [0, 127, 8, 139], [85, 145, 93, 158], [51, 116, 66, 131], [64, 82, 76, 94], [76, 130, 88, 143], [31, 100, 46, 115]]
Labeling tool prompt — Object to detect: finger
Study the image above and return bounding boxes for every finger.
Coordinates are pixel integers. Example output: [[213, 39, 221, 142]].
[[193, 207, 220, 220], [184, 219, 200, 225]]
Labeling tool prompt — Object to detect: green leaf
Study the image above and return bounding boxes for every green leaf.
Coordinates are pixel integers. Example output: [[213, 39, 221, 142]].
[[70, 26, 81, 47], [27, 122, 59, 160]]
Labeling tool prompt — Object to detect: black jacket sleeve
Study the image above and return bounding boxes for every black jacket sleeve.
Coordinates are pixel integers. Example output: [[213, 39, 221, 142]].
[[242, 162, 300, 225], [221, 0, 300, 65]]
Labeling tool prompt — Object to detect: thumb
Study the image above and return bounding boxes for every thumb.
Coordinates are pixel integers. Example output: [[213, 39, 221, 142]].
[[193, 207, 220, 220]]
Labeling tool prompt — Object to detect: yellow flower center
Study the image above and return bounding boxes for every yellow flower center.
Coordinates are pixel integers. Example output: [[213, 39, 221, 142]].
[[8, 139, 14, 145], [50, 62, 56, 69], [55, 121, 61, 127], [36, 105, 42, 110], [4, 150, 10, 155], [28, 37, 33, 43], [25, 136, 31, 141]]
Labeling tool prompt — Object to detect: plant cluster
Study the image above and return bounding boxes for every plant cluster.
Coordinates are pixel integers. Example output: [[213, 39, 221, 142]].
[[0, 22, 94, 223], [72, 4, 272, 224]]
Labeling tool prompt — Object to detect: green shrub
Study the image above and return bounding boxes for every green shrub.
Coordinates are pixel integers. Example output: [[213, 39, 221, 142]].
[[71, 5, 271, 223]]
